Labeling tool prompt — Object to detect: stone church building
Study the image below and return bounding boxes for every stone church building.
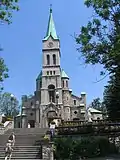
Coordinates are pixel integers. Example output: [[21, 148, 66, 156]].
[[15, 8, 87, 128]]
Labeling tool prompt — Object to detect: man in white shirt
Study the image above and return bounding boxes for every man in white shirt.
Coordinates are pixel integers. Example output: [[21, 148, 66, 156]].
[[50, 123, 56, 138]]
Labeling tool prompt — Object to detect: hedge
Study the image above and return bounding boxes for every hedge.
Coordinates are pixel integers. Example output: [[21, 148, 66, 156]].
[[54, 136, 119, 159]]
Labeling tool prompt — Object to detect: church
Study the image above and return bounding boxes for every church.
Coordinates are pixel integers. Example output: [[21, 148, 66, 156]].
[[15, 8, 87, 128]]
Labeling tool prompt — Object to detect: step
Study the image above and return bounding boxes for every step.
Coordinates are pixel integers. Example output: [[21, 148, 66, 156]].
[[0, 157, 42, 159]]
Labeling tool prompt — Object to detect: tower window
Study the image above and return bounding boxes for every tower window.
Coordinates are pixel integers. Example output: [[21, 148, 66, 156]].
[[74, 100, 76, 105], [40, 81, 42, 88], [47, 71, 49, 75], [48, 84, 55, 102], [62, 81, 64, 88], [53, 54, 56, 65], [66, 81, 68, 87], [50, 71, 52, 75], [53, 71, 55, 75], [47, 55, 50, 65]]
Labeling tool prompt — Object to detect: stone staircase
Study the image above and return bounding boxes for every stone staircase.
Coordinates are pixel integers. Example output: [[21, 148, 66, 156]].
[[0, 128, 48, 159]]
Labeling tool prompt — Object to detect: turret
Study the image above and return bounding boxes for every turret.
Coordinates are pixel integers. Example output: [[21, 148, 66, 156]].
[[61, 69, 69, 90]]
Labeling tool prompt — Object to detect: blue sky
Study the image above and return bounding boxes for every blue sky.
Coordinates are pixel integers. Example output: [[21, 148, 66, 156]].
[[0, 0, 108, 105]]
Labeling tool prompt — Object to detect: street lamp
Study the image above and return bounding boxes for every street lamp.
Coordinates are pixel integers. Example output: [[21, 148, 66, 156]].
[[10, 94, 16, 128], [56, 91, 59, 105]]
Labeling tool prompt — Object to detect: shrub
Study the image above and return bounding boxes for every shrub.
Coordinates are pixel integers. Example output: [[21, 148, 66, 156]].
[[0, 123, 4, 126], [54, 136, 118, 159]]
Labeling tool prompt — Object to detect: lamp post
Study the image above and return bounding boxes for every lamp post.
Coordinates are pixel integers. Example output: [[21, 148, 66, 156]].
[[56, 91, 59, 107], [10, 94, 15, 128]]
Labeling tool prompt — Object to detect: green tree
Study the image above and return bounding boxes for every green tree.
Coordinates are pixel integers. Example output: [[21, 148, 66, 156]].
[[0, 56, 9, 91], [103, 69, 120, 120], [0, 92, 19, 117], [0, 0, 19, 90], [0, 0, 19, 24], [89, 98, 107, 117], [76, 0, 120, 76], [89, 97, 101, 110]]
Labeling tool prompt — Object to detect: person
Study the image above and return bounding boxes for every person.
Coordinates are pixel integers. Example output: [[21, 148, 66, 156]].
[[28, 123, 31, 128], [50, 122, 56, 138], [8, 132, 15, 147], [4, 141, 13, 160]]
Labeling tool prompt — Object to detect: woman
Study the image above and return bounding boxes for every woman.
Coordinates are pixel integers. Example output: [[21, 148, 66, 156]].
[[8, 132, 15, 147], [4, 141, 13, 160]]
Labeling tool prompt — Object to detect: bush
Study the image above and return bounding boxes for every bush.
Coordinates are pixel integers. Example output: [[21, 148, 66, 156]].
[[0, 123, 4, 126], [54, 136, 118, 159], [6, 117, 13, 121]]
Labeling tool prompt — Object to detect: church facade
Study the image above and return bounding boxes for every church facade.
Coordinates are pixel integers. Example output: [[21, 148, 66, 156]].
[[16, 8, 87, 128]]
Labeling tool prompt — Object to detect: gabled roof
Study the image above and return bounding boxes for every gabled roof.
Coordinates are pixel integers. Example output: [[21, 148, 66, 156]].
[[44, 7, 58, 41], [61, 69, 69, 79]]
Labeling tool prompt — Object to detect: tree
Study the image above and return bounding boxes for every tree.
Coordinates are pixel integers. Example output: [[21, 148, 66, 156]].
[[0, 92, 19, 117], [0, 57, 9, 90], [89, 97, 107, 115], [103, 69, 120, 120], [76, 0, 120, 76], [0, 0, 19, 24], [0, 0, 19, 90], [89, 97, 101, 110]]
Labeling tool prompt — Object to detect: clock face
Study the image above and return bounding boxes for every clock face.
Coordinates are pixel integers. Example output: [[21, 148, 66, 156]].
[[48, 42, 53, 48]]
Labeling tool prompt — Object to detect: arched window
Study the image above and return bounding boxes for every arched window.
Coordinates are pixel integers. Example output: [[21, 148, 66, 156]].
[[53, 54, 56, 65], [48, 84, 55, 102], [66, 81, 68, 87], [47, 55, 50, 65], [62, 81, 64, 88]]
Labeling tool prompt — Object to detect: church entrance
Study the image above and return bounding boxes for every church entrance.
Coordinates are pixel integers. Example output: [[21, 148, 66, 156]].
[[47, 111, 57, 127], [28, 120, 35, 128]]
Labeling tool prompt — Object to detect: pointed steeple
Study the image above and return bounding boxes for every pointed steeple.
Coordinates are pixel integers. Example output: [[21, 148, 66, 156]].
[[44, 5, 58, 41]]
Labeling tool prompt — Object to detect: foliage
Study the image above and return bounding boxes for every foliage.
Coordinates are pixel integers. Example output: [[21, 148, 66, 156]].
[[0, 0, 19, 24], [0, 122, 4, 126], [0, 92, 19, 117], [0, 57, 9, 90], [54, 136, 118, 159], [76, 0, 120, 75], [0, 0, 19, 91], [89, 97, 107, 114], [103, 69, 120, 120]]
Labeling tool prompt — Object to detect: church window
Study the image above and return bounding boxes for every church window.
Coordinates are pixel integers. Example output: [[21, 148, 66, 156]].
[[48, 84, 55, 102], [47, 71, 49, 75], [50, 71, 52, 75], [62, 81, 64, 88], [67, 97, 68, 100], [53, 54, 56, 65], [53, 71, 55, 75], [40, 80, 42, 88], [31, 102, 33, 106], [47, 55, 50, 65], [66, 81, 68, 87], [74, 100, 76, 105], [30, 113, 33, 116]]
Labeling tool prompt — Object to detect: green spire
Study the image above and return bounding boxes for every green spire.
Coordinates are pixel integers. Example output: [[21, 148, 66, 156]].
[[44, 6, 58, 40], [61, 69, 69, 79]]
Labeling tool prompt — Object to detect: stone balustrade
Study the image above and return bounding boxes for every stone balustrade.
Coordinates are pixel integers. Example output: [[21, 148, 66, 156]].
[[0, 121, 14, 135]]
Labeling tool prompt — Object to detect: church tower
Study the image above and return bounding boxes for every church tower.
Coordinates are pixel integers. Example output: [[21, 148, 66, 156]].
[[40, 7, 63, 127]]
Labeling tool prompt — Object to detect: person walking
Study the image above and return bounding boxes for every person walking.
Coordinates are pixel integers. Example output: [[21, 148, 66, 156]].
[[8, 132, 15, 147], [50, 121, 56, 138], [4, 141, 13, 160]]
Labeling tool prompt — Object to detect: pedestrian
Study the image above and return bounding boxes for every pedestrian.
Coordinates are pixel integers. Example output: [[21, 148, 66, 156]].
[[4, 141, 13, 160], [50, 121, 56, 138], [8, 132, 15, 147]]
